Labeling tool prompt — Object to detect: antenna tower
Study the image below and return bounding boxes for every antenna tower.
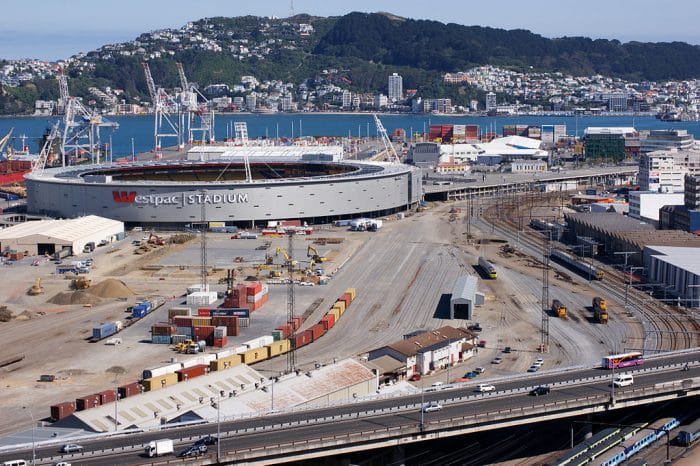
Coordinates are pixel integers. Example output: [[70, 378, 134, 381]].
[[286, 232, 296, 373]]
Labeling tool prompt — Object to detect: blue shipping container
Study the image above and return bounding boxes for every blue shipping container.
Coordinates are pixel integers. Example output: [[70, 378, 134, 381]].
[[93, 323, 117, 340], [132, 307, 147, 319], [151, 335, 171, 344]]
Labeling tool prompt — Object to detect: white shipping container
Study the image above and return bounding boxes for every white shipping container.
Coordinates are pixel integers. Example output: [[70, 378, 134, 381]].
[[115, 320, 124, 331], [243, 338, 262, 350], [233, 345, 248, 354], [143, 362, 183, 380], [246, 290, 266, 303], [215, 348, 236, 359], [182, 354, 217, 369], [259, 335, 274, 346], [186, 291, 218, 307], [238, 318, 250, 327], [187, 284, 210, 294]]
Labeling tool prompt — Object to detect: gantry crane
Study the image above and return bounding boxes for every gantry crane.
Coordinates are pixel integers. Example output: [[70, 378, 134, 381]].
[[143, 62, 185, 152], [373, 114, 400, 163], [176, 62, 215, 145]]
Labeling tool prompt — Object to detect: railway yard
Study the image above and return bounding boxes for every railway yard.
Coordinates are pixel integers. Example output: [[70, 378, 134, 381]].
[[0, 187, 698, 464]]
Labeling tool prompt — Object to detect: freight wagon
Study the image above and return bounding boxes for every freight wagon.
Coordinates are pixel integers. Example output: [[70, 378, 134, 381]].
[[550, 249, 604, 280], [478, 256, 497, 279]]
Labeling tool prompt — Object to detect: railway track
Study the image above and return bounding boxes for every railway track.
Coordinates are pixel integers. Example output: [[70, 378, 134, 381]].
[[474, 197, 697, 353]]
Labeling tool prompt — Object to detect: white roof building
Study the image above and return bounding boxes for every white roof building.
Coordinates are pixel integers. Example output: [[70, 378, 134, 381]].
[[187, 144, 344, 161], [0, 215, 124, 256], [644, 246, 700, 307]]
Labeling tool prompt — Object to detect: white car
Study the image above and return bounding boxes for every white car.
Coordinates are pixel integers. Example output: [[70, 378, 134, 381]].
[[475, 384, 496, 392], [422, 402, 443, 413], [431, 381, 444, 388], [527, 365, 540, 372], [491, 357, 503, 364], [535, 357, 544, 364]]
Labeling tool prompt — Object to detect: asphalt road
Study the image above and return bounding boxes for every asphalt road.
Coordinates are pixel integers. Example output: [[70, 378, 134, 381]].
[[2, 351, 698, 465]]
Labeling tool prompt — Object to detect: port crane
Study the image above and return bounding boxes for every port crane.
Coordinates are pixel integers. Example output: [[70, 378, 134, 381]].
[[56, 68, 119, 167], [143, 62, 185, 152], [373, 114, 401, 163], [176, 62, 215, 145], [31, 122, 61, 176], [0, 128, 13, 156]]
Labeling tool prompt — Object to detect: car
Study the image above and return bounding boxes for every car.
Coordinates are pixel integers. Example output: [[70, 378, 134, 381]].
[[527, 365, 540, 372], [478, 340, 487, 348], [53, 463, 72, 466], [422, 402, 443, 413], [475, 384, 496, 393], [194, 435, 218, 446], [409, 374, 421, 382], [431, 381, 444, 388], [60, 444, 83, 454], [613, 374, 634, 387], [177, 444, 207, 458], [535, 357, 544, 364], [465, 371, 479, 379], [529, 386, 551, 396], [474, 367, 485, 374], [503, 346, 512, 353], [467, 323, 483, 332], [491, 357, 503, 364]]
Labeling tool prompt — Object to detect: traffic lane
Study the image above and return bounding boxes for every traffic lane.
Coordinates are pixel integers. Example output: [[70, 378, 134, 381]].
[[3, 362, 697, 463]]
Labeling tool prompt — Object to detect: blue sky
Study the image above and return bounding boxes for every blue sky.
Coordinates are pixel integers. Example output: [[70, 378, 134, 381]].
[[2, 0, 699, 60]]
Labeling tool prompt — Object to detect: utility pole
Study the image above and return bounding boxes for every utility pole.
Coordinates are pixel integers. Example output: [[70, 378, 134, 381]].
[[286, 232, 296, 373], [541, 231, 551, 353], [200, 190, 208, 289]]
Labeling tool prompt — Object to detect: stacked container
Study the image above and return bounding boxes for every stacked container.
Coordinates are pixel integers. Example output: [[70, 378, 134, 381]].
[[168, 306, 191, 320], [245, 282, 269, 312], [186, 291, 218, 307], [321, 314, 335, 331], [211, 315, 239, 337], [151, 323, 175, 344], [193, 325, 215, 344]]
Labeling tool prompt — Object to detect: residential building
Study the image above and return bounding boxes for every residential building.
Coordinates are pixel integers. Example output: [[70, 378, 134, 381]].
[[485, 92, 497, 111], [245, 94, 257, 111], [638, 152, 685, 192], [279, 95, 295, 112], [373, 93, 388, 109], [628, 191, 684, 222], [341, 90, 352, 109], [388, 73, 403, 102], [33, 100, 55, 116], [640, 129, 695, 153], [367, 326, 477, 377]]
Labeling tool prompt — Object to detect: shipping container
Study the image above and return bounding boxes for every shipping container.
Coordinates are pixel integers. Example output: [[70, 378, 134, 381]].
[[132, 307, 147, 319], [344, 288, 357, 301], [168, 307, 191, 320], [238, 317, 250, 328], [246, 282, 263, 295], [211, 308, 250, 318], [176, 364, 209, 381], [213, 337, 227, 348], [271, 330, 283, 341], [142, 373, 179, 391], [328, 307, 341, 322], [193, 325, 215, 342], [276, 323, 293, 338], [151, 323, 175, 336], [290, 329, 313, 349], [267, 339, 291, 357], [172, 316, 195, 327], [310, 323, 326, 340], [210, 354, 242, 371], [76, 394, 101, 411], [97, 389, 117, 404], [340, 293, 353, 308], [171, 334, 190, 344], [321, 314, 335, 331], [92, 322, 117, 340], [241, 347, 268, 364], [191, 317, 212, 326], [175, 326, 193, 337], [118, 382, 142, 399], [143, 362, 182, 380], [290, 316, 301, 330], [197, 308, 213, 317], [50, 402, 76, 420], [214, 326, 227, 338], [151, 335, 171, 344], [186, 291, 218, 307], [181, 354, 216, 369], [214, 348, 236, 359]]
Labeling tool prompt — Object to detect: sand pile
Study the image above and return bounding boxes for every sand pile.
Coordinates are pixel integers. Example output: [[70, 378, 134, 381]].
[[48, 291, 102, 305], [87, 279, 135, 298]]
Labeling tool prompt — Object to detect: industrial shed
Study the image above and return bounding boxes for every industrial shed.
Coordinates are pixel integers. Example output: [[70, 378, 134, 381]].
[[450, 275, 484, 320], [0, 215, 124, 256]]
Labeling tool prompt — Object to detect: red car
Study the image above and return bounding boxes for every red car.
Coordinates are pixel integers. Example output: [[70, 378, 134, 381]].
[[409, 374, 421, 381]]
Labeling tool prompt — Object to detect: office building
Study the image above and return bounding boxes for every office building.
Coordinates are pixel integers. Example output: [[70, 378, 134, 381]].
[[584, 127, 639, 160], [628, 191, 684, 222], [640, 129, 695, 153], [638, 152, 686, 192], [485, 92, 497, 111]]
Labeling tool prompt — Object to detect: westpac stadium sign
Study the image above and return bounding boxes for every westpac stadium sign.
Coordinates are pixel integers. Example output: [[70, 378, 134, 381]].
[[113, 191, 249, 207]]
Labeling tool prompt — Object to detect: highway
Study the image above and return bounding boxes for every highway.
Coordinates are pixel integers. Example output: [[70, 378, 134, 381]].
[[2, 351, 699, 465]]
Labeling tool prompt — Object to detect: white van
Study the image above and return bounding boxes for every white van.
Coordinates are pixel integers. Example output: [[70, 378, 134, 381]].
[[4, 460, 28, 466], [613, 374, 634, 387]]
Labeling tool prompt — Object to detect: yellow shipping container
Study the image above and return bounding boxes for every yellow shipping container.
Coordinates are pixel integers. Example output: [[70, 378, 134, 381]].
[[191, 317, 212, 326], [344, 288, 357, 300], [209, 354, 242, 371], [334, 300, 346, 314], [267, 339, 291, 358], [329, 307, 341, 321], [142, 373, 178, 392], [242, 348, 268, 365], [168, 307, 190, 320]]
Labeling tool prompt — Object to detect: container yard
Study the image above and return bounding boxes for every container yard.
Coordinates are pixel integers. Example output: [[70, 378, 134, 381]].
[[0, 194, 649, 435]]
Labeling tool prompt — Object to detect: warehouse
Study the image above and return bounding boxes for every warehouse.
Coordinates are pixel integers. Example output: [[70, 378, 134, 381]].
[[0, 215, 124, 256], [450, 275, 484, 320], [644, 246, 700, 308]]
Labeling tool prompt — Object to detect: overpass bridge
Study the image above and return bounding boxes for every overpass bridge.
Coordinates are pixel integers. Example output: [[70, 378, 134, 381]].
[[1, 350, 698, 465], [423, 166, 637, 201]]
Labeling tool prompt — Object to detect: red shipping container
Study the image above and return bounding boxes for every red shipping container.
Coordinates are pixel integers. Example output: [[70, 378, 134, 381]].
[[339, 293, 352, 308], [213, 337, 227, 348], [176, 364, 209, 381], [321, 314, 335, 331], [97, 389, 117, 404], [173, 316, 195, 327], [197, 308, 213, 317], [118, 382, 142, 399], [276, 323, 293, 338], [76, 394, 101, 411], [50, 402, 76, 421], [310, 323, 325, 340], [151, 323, 175, 336], [246, 282, 262, 295], [193, 325, 215, 340], [289, 316, 301, 331]]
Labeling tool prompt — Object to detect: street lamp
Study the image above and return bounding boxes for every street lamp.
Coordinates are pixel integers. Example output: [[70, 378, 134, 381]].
[[420, 376, 425, 431], [211, 396, 221, 462], [23, 406, 35, 466]]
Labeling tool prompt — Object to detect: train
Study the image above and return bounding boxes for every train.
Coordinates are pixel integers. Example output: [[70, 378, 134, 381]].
[[529, 218, 566, 241], [551, 299, 567, 319], [478, 256, 497, 279], [550, 249, 605, 280], [90, 297, 165, 342], [594, 417, 679, 466], [554, 422, 650, 466], [678, 416, 700, 446], [50, 288, 357, 421]]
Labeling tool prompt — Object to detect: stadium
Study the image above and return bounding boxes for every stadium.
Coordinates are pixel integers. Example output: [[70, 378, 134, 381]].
[[25, 159, 422, 226]]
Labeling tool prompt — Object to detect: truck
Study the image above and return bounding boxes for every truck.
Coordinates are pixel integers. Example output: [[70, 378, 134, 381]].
[[52, 248, 71, 261], [83, 242, 95, 253], [145, 439, 173, 457]]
